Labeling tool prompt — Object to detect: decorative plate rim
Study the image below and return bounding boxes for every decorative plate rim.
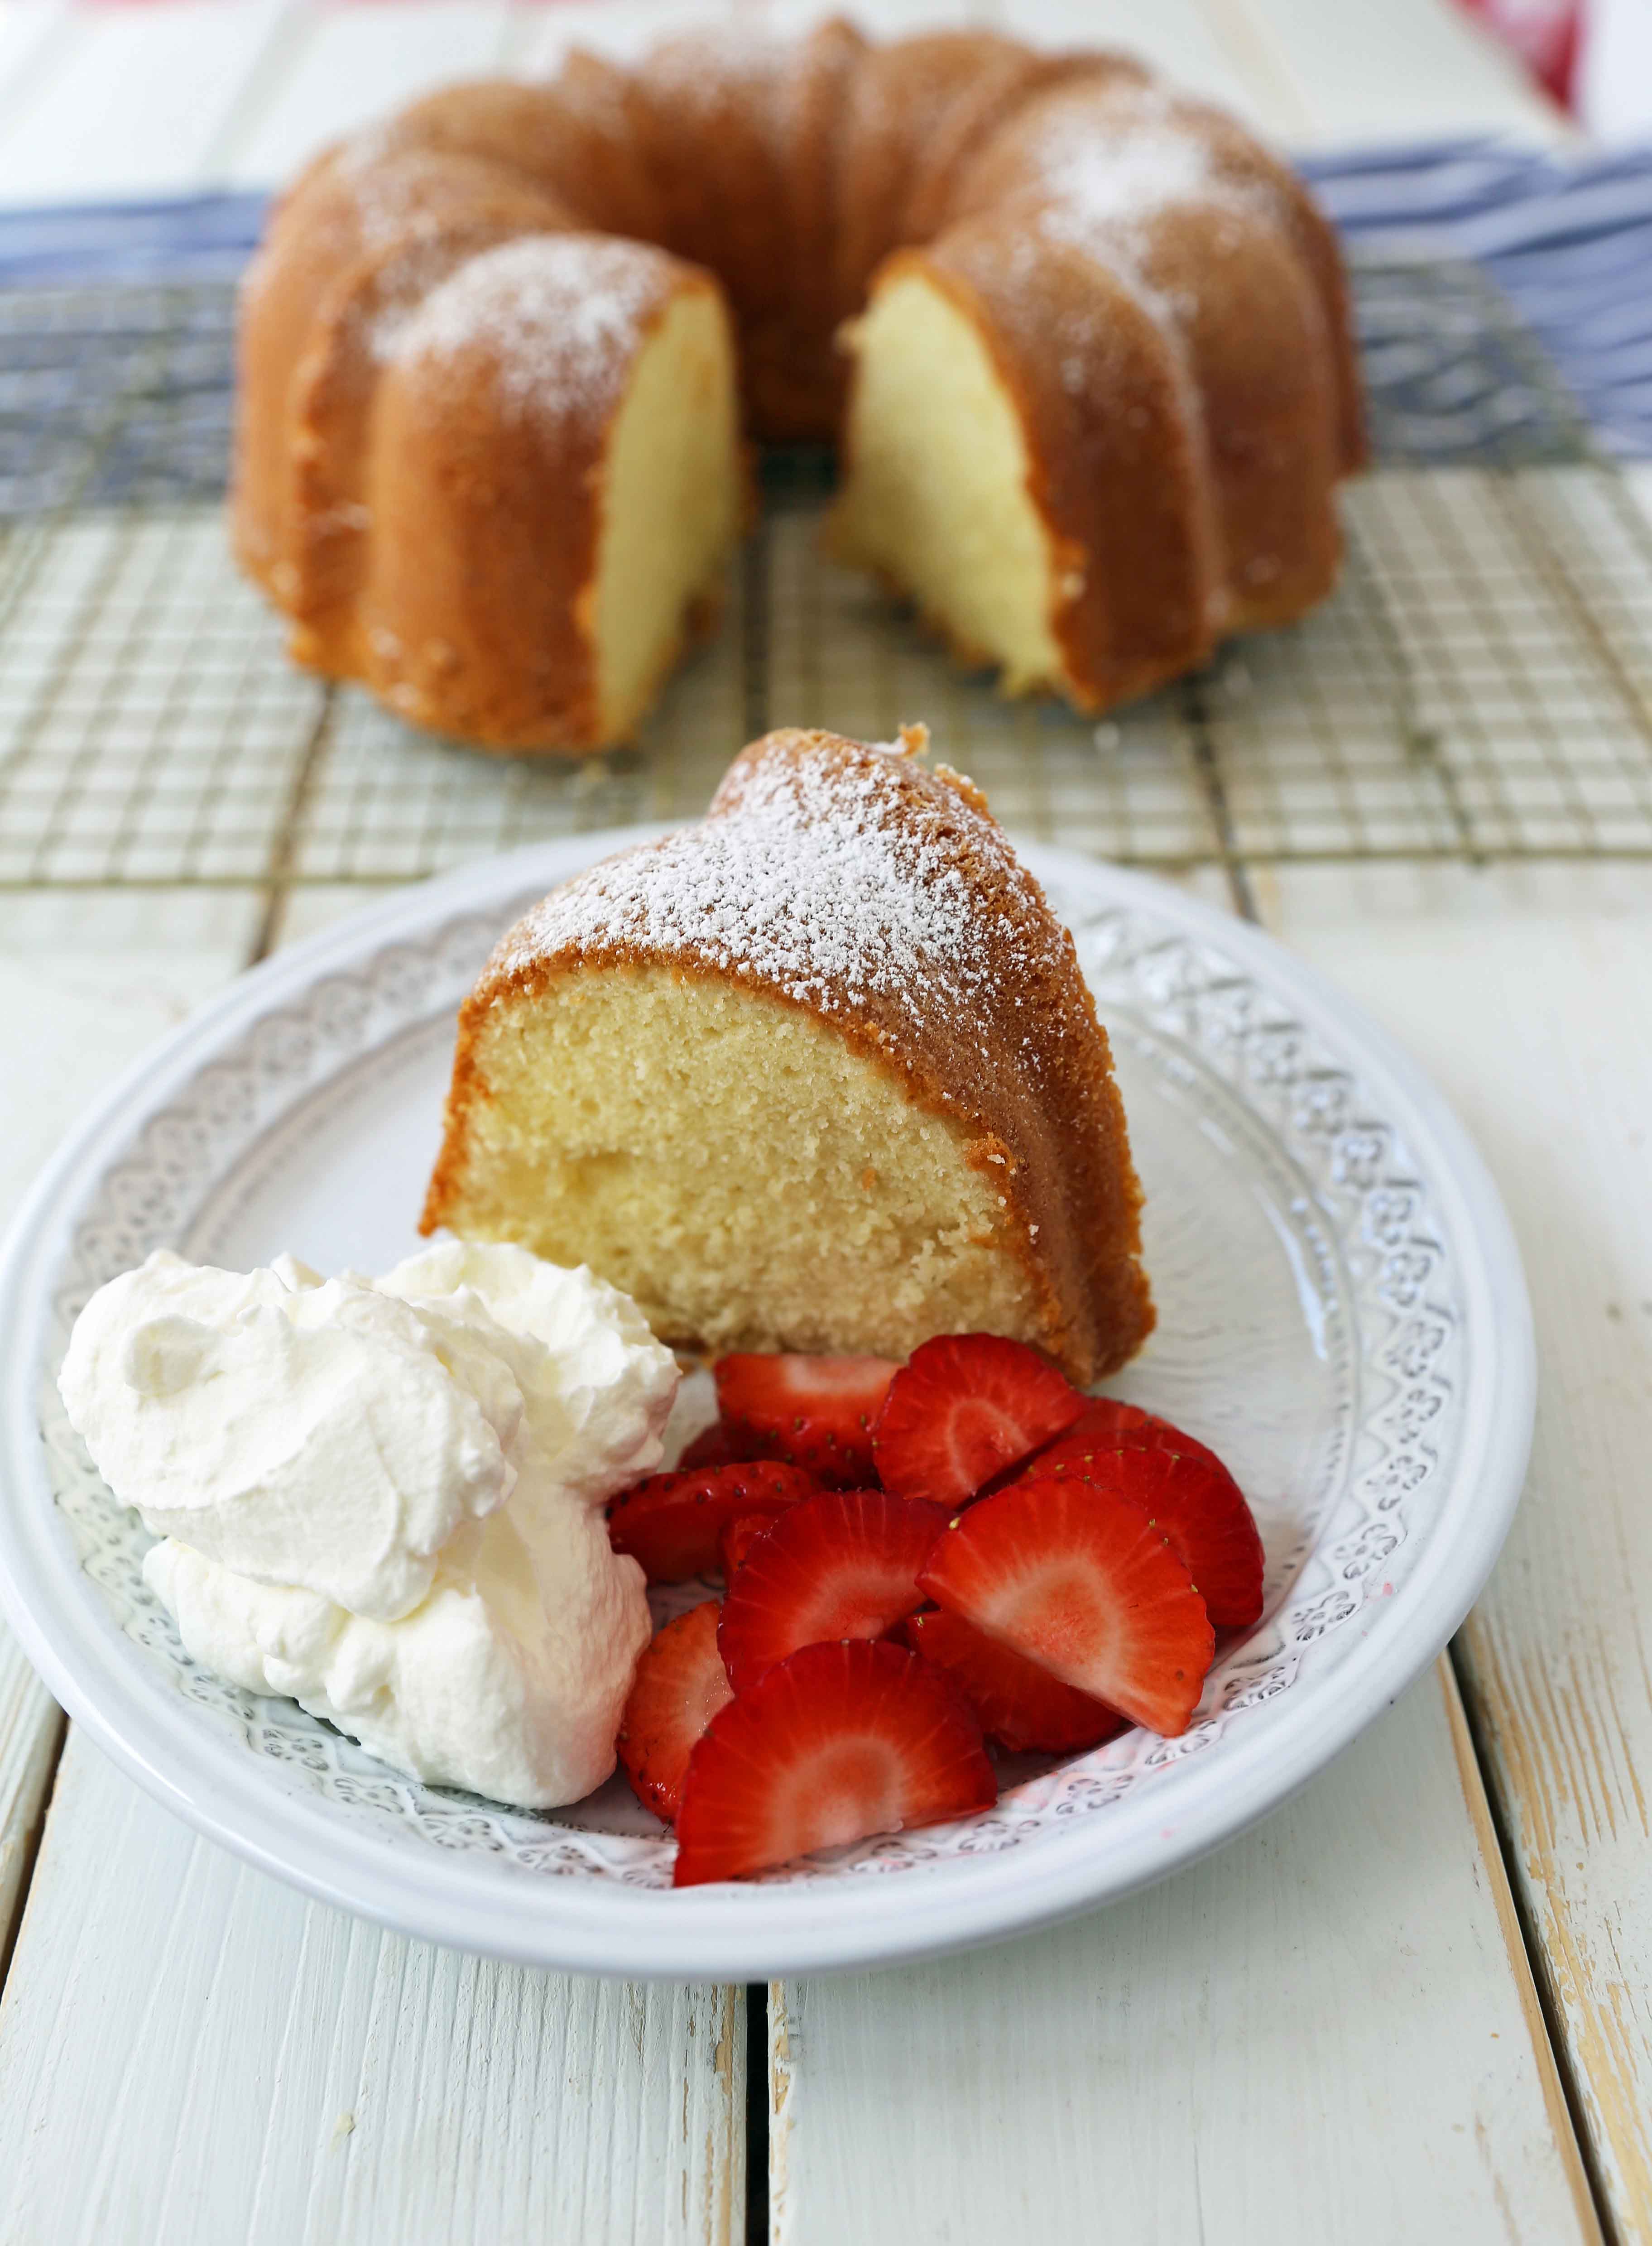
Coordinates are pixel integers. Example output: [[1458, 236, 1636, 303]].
[[0, 836, 1535, 1979]]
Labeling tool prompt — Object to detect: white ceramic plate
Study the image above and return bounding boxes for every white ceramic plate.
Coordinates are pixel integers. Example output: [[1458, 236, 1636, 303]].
[[0, 836, 1533, 1979]]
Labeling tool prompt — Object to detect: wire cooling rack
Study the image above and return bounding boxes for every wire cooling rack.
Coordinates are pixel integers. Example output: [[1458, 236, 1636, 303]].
[[0, 245, 1649, 896]]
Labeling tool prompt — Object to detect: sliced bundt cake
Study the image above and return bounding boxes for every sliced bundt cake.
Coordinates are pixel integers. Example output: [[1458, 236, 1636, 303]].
[[422, 727, 1153, 1384], [233, 24, 1364, 754]]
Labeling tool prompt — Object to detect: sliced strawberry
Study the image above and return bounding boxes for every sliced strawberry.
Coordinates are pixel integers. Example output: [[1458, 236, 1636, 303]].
[[713, 1353, 898, 1486], [716, 1508, 778, 1580], [616, 1601, 734, 1824], [1020, 1428, 1268, 1626], [717, 1488, 949, 1693], [676, 1421, 759, 1472], [873, 1334, 1083, 1506], [606, 1460, 817, 1583], [919, 1476, 1215, 1736], [673, 1637, 996, 1886], [1025, 1396, 1152, 1475], [1050, 1445, 1264, 1629], [904, 1607, 1128, 1755], [1028, 1397, 1231, 1490]]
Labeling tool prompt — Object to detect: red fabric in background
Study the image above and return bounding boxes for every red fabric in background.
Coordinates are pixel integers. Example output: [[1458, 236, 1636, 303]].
[[1454, 0, 1584, 107]]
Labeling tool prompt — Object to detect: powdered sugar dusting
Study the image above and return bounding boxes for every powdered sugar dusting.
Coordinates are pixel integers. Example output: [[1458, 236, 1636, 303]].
[[1019, 109, 1267, 347], [493, 740, 1062, 1037], [327, 133, 506, 257], [642, 19, 787, 97], [392, 235, 669, 418], [1038, 124, 1221, 241]]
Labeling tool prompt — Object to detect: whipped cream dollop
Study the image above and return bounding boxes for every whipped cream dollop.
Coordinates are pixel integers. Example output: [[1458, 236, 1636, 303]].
[[60, 1240, 677, 1807], [143, 1497, 648, 1807]]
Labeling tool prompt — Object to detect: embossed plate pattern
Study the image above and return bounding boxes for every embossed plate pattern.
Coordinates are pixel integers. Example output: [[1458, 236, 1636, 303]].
[[0, 837, 1534, 1977]]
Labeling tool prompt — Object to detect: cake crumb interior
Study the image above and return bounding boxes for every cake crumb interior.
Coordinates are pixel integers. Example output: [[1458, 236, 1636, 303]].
[[594, 286, 742, 740], [830, 269, 1063, 694], [442, 965, 1044, 1358]]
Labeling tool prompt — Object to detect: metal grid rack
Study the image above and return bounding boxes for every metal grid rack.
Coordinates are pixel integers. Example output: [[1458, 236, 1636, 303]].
[[1, 246, 1650, 897]]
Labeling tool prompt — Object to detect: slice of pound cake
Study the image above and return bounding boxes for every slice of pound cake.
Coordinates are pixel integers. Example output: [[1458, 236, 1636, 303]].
[[421, 727, 1153, 1383]]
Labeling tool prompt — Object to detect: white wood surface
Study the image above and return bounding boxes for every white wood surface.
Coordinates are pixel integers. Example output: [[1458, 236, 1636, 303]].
[[515, 0, 740, 77], [1214, 0, 1573, 147], [0, 0, 1566, 208], [0, 3, 72, 136], [769, 1661, 1599, 2246], [0, 881, 748, 2246], [0, 1732, 744, 2246], [0, 0, 287, 205], [0, 1631, 57, 1967], [222, 4, 514, 191], [994, 0, 1262, 124], [0, 888, 264, 1954], [1254, 859, 1652, 2241]]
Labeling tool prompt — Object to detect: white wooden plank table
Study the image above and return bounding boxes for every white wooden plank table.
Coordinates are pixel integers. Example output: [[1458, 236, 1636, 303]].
[[1250, 854, 1652, 2241], [0, 0, 1572, 206], [0, 5, 1645, 2244]]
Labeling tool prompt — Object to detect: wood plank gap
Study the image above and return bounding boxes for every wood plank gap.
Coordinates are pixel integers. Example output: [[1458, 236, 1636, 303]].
[[0, 1707, 66, 2006], [1188, 0, 1316, 137], [1340, 510, 1483, 865], [742, 514, 771, 746], [745, 1983, 768, 2246], [192, 2, 320, 187], [0, 7, 77, 139], [1442, 1647, 1614, 2245], [249, 683, 337, 963], [1179, 677, 1259, 921], [1489, 473, 1652, 758]]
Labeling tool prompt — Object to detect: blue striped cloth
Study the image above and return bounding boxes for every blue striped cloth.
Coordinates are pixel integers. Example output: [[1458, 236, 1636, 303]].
[[0, 141, 1647, 455], [0, 192, 266, 286], [1300, 140, 1652, 456]]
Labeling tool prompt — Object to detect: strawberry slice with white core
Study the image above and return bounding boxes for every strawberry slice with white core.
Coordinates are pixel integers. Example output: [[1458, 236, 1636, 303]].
[[918, 1476, 1215, 1736], [714, 1353, 898, 1486], [903, 1607, 1127, 1755], [717, 1487, 949, 1693], [1053, 1445, 1264, 1630], [672, 1638, 997, 1886], [606, 1460, 817, 1583], [616, 1601, 734, 1824], [873, 1334, 1084, 1507]]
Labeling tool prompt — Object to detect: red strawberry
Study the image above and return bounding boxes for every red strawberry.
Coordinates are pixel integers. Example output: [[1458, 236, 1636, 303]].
[[1048, 1445, 1264, 1629], [1029, 1397, 1232, 1491], [673, 1638, 996, 1886], [918, 1476, 1215, 1736], [903, 1607, 1127, 1755], [616, 1601, 734, 1824], [717, 1488, 949, 1693], [716, 1508, 778, 1580], [873, 1334, 1083, 1506], [1026, 1396, 1152, 1474], [676, 1421, 760, 1472], [607, 1461, 817, 1583], [713, 1353, 898, 1486]]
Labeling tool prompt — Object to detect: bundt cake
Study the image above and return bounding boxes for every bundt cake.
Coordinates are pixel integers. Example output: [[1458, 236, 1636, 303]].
[[234, 24, 1364, 755], [421, 726, 1154, 1386]]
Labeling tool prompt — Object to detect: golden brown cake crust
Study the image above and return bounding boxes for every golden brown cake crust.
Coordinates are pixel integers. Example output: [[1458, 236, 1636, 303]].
[[868, 230, 1227, 710], [357, 240, 730, 753], [231, 146, 576, 605], [423, 729, 1155, 1382]]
